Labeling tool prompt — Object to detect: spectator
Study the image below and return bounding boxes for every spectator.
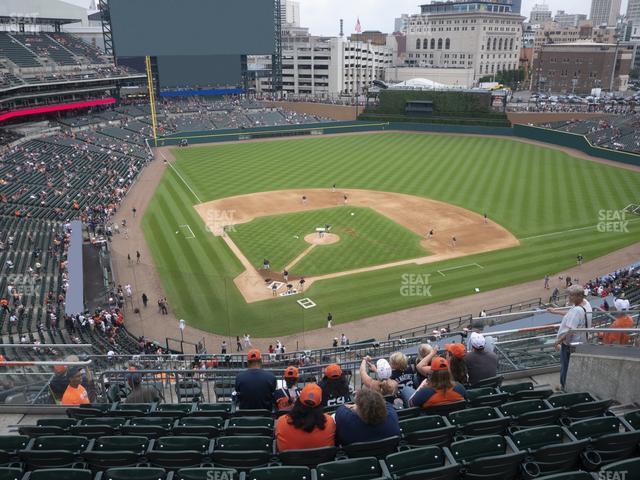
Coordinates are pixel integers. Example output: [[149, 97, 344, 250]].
[[404, 356, 467, 408], [614, 293, 631, 311], [388, 352, 417, 393], [414, 343, 437, 388], [318, 363, 352, 408], [61, 366, 90, 406], [234, 349, 276, 410], [359, 356, 397, 397], [275, 383, 336, 452], [124, 373, 163, 403], [602, 313, 634, 345], [464, 333, 498, 386], [274, 366, 302, 412], [49, 365, 69, 402], [444, 343, 468, 384], [335, 388, 400, 446]]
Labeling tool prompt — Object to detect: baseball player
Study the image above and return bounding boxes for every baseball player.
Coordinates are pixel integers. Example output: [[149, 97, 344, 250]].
[[427, 229, 434, 240], [451, 235, 457, 248]]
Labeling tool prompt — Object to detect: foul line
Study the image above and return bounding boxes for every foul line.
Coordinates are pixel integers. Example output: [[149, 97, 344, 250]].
[[162, 151, 202, 203], [438, 263, 484, 277], [521, 217, 640, 241], [180, 224, 196, 239]]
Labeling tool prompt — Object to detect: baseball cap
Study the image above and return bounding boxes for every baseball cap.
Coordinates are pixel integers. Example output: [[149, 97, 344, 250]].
[[324, 363, 342, 379], [299, 383, 322, 408], [247, 349, 262, 361], [53, 365, 67, 374], [376, 359, 392, 379], [67, 366, 83, 377], [284, 366, 299, 379], [431, 356, 449, 372], [469, 332, 486, 350], [444, 343, 466, 359]]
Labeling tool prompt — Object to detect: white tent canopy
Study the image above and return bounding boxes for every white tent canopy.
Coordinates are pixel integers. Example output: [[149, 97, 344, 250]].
[[390, 77, 467, 90]]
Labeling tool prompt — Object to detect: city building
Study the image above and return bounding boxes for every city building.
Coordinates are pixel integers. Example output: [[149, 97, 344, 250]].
[[404, 0, 525, 84], [532, 21, 593, 54], [351, 31, 388, 46], [531, 41, 631, 93], [590, 0, 622, 27], [394, 14, 411, 33], [554, 11, 588, 27], [530, 3, 553, 24], [625, 0, 640, 39], [281, 0, 301, 28]]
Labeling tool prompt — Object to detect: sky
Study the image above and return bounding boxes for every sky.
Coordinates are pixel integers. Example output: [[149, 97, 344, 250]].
[[65, 0, 629, 36]]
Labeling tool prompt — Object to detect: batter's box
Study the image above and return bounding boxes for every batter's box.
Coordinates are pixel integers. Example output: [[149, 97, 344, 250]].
[[297, 298, 316, 309], [267, 281, 285, 291]]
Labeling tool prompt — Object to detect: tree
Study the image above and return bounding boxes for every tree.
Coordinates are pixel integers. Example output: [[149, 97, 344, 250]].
[[479, 68, 525, 88], [630, 69, 639, 80]]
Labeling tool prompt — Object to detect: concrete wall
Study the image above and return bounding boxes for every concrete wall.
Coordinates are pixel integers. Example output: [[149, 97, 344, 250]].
[[507, 112, 608, 125], [566, 345, 640, 404]]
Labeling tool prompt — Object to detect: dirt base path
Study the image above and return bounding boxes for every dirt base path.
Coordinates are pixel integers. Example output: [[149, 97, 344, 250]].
[[194, 189, 518, 303], [110, 133, 640, 354]]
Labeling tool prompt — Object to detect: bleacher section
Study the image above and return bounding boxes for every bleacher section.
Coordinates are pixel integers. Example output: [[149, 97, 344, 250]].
[[0, 33, 42, 68]]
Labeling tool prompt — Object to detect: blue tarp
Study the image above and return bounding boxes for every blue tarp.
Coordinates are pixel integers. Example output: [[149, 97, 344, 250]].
[[64, 220, 84, 315]]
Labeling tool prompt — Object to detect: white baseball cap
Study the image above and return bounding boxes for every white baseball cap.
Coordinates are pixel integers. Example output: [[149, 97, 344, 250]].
[[469, 332, 486, 350], [376, 359, 392, 380]]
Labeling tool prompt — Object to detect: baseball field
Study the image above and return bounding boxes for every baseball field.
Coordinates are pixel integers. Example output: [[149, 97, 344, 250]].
[[142, 132, 640, 336]]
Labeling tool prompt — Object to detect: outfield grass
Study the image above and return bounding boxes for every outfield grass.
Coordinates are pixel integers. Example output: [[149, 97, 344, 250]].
[[229, 206, 428, 276], [142, 133, 640, 336]]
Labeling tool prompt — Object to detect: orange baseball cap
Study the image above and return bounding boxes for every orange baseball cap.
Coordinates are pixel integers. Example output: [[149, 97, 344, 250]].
[[444, 343, 466, 359], [324, 363, 342, 379], [300, 383, 322, 408], [431, 356, 449, 372], [284, 366, 299, 378], [53, 365, 67, 374], [247, 349, 262, 361]]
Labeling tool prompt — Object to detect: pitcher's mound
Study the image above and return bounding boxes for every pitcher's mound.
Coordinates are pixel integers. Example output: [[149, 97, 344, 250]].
[[304, 233, 340, 245]]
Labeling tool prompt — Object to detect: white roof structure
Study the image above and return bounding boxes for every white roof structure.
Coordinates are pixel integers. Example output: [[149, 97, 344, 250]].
[[390, 77, 459, 90], [0, 0, 87, 23]]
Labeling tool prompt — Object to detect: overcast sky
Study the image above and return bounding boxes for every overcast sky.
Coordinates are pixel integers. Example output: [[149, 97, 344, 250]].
[[65, 0, 629, 36]]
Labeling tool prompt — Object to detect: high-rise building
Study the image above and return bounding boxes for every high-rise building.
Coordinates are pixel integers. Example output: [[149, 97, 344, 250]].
[[281, 0, 301, 28], [590, 0, 622, 27], [394, 14, 410, 33], [554, 11, 588, 27], [626, 0, 640, 38], [530, 3, 552, 24]]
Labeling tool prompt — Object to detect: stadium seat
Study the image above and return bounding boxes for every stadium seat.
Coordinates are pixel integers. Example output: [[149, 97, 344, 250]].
[[568, 416, 640, 465], [147, 436, 213, 469], [66, 408, 104, 420], [70, 417, 126, 438], [0, 468, 21, 480], [231, 409, 272, 418], [225, 417, 274, 436], [173, 416, 224, 437], [278, 446, 337, 467], [102, 467, 170, 480], [315, 457, 388, 480], [421, 400, 467, 417], [212, 436, 273, 469], [191, 403, 232, 419], [245, 466, 312, 479], [399, 415, 457, 447], [153, 403, 194, 415], [500, 399, 563, 427], [623, 409, 640, 430], [546, 392, 612, 423], [448, 407, 511, 436], [121, 417, 173, 437], [174, 467, 239, 480], [83, 435, 148, 469], [466, 388, 510, 408], [22, 469, 93, 480], [449, 435, 526, 479], [19, 435, 89, 469], [499, 382, 553, 401], [469, 375, 504, 389], [18, 426, 67, 438], [394, 408, 421, 420], [0, 436, 29, 462], [535, 473, 594, 480], [384, 445, 460, 480], [36, 418, 77, 429], [342, 435, 400, 458], [113, 402, 154, 413], [599, 457, 640, 479], [510, 425, 589, 475]]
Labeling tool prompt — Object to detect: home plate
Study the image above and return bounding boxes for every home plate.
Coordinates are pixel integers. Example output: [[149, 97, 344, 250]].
[[297, 298, 316, 309], [267, 281, 285, 290]]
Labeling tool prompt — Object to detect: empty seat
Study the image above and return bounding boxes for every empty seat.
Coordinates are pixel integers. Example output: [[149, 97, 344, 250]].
[[384, 445, 460, 480], [121, 417, 173, 437], [113, 402, 154, 413], [147, 436, 213, 469], [599, 457, 640, 479], [568, 416, 640, 465], [399, 415, 456, 447], [421, 400, 467, 417], [623, 409, 640, 430], [448, 407, 510, 436], [500, 382, 553, 401], [394, 408, 421, 420], [500, 399, 563, 427], [225, 417, 274, 436], [191, 403, 232, 419], [231, 409, 272, 418], [0, 436, 29, 462], [315, 457, 387, 480], [19, 435, 89, 469], [22, 468, 93, 480], [18, 426, 67, 438], [342, 436, 400, 459], [547, 392, 612, 422], [173, 416, 224, 437], [212, 436, 273, 469], [469, 375, 503, 389], [466, 388, 510, 408], [83, 435, 148, 469], [71, 417, 126, 437], [449, 435, 526, 479], [245, 466, 312, 479], [66, 408, 104, 420], [535, 472, 594, 480], [102, 467, 170, 480], [278, 446, 337, 467], [0, 468, 21, 480], [174, 468, 239, 480]]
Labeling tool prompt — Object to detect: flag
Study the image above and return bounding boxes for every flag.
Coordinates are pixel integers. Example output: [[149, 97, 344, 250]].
[[355, 18, 362, 33]]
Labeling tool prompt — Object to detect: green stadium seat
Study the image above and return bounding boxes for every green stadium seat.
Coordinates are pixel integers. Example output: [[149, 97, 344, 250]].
[[147, 436, 213, 469], [469, 375, 503, 389], [384, 445, 460, 480], [0, 436, 29, 463], [22, 468, 93, 480], [70, 417, 126, 437], [623, 409, 640, 430], [66, 408, 104, 420], [191, 403, 232, 419], [225, 417, 274, 436], [394, 408, 421, 420], [102, 467, 170, 480], [510, 425, 589, 475], [342, 435, 400, 458], [18, 426, 67, 437], [245, 466, 312, 479], [535, 472, 594, 480], [231, 409, 272, 418], [113, 403, 154, 413], [421, 400, 467, 417], [600, 457, 640, 480], [83, 435, 148, 469], [399, 415, 457, 447], [547, 392, 612, 422], [449, 435, 526, 479], [466, 388, 510, 408], [315, 457, 388, 480], [278, 446, 337, 467], [19, 435, 89, 469], [448, 407, 511, 436], [173, 416, 224, 437], [568, 416, 640, 465], [174, 467, 238, 480], [153, 403, 194, 415], [0, 468, 20, 480], [500, 399, 563, 427], [121, 417, 173, 437], [37, 418, 78, 429], [212, 436, 273, 470], [499, 382, 553, 401]]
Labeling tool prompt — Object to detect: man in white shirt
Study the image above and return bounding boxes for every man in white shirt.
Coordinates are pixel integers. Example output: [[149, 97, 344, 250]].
[[548, 285, 591, 390], [614, 293, 630, 311]]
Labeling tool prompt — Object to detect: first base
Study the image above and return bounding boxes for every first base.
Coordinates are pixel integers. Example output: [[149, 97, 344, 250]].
[[297, 298, 316, 309]]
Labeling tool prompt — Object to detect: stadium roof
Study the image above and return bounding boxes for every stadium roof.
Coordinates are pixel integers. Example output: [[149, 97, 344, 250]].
[[392, 78, 450, 89], [0, 0, 87, 24]]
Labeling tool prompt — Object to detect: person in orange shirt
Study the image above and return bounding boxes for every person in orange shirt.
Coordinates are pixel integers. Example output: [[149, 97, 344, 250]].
[[406, 356, 467, 409], [602, 314, 634, 345], [61, 367, 90, 406], [275, 383, 336, 452]]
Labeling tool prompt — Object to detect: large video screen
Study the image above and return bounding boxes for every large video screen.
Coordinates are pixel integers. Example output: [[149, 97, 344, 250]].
[[109, 0, 274, 57], [157, 56, 243, 88]]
